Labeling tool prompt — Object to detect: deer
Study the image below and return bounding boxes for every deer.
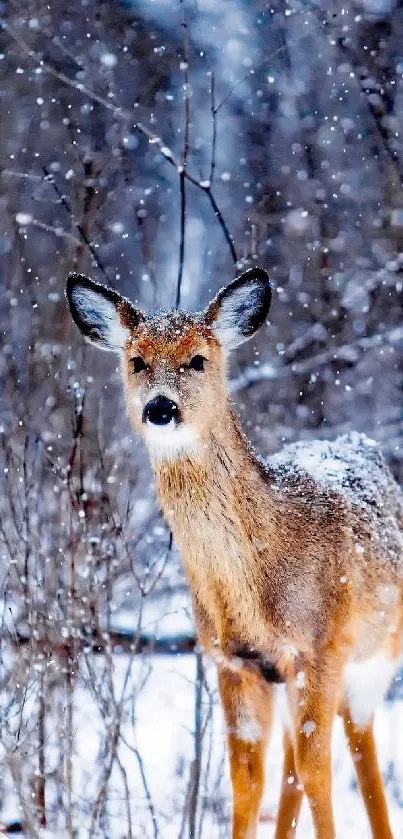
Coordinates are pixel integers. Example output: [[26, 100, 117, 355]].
[[66, 267, 403, 839]]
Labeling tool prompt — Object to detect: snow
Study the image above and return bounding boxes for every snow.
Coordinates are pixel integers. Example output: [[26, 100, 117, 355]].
[[268, 432, 403, 570], [269, 432, 392, 508], [74, 661, 403, 837], [100, 53, 118, 69], [2, 654, 403, 837], [15, 213, 32, 226]]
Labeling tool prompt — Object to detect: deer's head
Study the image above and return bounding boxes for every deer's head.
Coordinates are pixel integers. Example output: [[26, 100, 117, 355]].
[[66, 268, 271, 461]]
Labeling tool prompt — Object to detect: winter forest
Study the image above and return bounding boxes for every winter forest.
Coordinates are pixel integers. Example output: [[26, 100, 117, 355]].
[[0, 0, 402, 836]]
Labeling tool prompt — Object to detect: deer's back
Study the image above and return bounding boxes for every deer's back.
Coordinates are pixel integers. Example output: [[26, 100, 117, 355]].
[[268, 432, 403, 527], [268, 431, 402, 553], [266, 432, 403, 637]]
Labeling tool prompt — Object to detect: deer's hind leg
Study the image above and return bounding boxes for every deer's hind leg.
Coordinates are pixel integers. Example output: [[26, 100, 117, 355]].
[[342, 710, 393, 838], [218, 666, 274, 839], [340, 620, 401, 838], [274, 728, 303, 839]]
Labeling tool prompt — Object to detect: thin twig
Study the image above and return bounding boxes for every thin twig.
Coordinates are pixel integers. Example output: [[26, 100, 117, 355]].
[[88, 595, 147, 837], [188, 651, 204, 839], [4, 21, 237, 265], [74, 156, 98, 269], [206, 189, 237, 264], [336, 33, 402, 181], [215, 41, 296, 113], [134, 748, 159, 839], [37, 674, 46, 828], [30, 218, 80, 245], [176, 171, 186, 308], [42, 166, 107, 278], [3, 21, 126, 118], [116, 755, 133, 839], [209, 73, 217, 185], [176, 1, 191, 308], [181, 10, 191, 164], [196, 680, 215, 839]]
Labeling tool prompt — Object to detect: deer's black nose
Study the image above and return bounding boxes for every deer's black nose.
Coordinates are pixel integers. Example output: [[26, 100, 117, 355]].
[[142, 395, 179, 426]]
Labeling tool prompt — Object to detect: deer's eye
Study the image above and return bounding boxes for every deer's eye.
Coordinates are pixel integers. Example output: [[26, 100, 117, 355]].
[[131, 356, 147, 374], [188, 355, 205, 372]]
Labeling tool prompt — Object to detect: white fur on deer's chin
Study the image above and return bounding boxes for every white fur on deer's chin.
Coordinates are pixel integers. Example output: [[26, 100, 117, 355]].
[[144, 420, 200, 462]]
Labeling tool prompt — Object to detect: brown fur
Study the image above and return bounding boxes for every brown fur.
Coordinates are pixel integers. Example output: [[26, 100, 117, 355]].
[[122, 321, 403, 839], [67, 273, 403, 839]]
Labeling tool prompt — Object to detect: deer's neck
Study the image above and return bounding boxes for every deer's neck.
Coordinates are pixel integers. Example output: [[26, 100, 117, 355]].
[[153, 405, 277, 581], [153, 405, 281, 648], [154, 406, 265, 516]]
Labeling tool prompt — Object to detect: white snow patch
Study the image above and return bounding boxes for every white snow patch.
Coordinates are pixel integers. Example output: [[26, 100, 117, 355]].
[[237, 709, 262, 743], [15, 212, 32, 225], [301, 720, 316, 736], [100, 52, 118, 68], [268, 432, 397, 527]]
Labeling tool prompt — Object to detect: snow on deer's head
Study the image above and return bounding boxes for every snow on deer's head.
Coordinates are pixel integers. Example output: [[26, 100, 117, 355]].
[[66, 268, 271, 461]]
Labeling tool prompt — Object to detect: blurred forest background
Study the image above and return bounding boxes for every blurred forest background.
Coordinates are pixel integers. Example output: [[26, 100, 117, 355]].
[[0, 0, 402, 836]]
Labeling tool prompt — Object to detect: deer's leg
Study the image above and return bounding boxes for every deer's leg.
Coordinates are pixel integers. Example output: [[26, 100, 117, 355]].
[[218, 666, 274, 839], [274, 728, 303, 839], [288, 654, 343, 839], [342, 710, 393, 839]]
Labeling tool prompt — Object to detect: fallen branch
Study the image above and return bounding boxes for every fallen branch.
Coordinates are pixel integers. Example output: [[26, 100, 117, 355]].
[[6, 629, 197, 657]]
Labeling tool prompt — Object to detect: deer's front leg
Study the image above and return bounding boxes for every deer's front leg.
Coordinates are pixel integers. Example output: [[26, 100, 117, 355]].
[[287, 653, 344, 839], [218, 665, 274, 839]]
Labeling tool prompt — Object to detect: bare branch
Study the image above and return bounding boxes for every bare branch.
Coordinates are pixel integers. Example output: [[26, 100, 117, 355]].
[[205, 189, 237, 265], [229, 328, 403, 393], [176, 0, 191, 309], [188, 651, 204, 839], [209, 73, 217, 186], [133, 748, 160, 839], [4, 20, 237, 266], [42, 166, 107, 278]]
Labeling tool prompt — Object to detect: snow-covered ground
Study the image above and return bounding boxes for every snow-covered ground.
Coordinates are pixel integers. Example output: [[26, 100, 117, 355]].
[[59, 656, 403, 837], [4, 658, 403, 837], [1, 591, 403, 836], [78, 655, 403, 838]]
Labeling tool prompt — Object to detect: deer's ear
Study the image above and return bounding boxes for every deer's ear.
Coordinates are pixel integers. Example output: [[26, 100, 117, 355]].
[[205, 267, 272, 350], [66, 273, 143, 352]]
